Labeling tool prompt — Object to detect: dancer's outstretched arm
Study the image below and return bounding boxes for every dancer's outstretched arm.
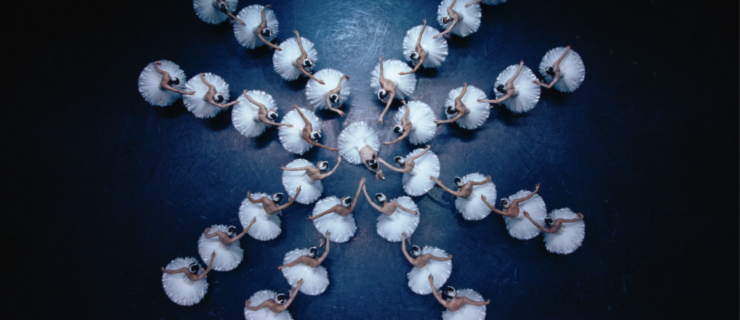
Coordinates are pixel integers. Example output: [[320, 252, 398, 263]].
[[307, 205, 338, 220], [243, 90, 291, 127], [316, 231, 331, 264], [511, 183, 540, 206], [383, 101, 411, 145], [154, 62, 195, 95], [283, 279, 303, 309], [399, 20, 428, 75], [481, 195, 508, 215], [324, 75, 349, 116], [377, 157, 406, 173], [471, 175, 491, 186], [361, 185, 384, 212], [465, 0, 482, 7], [400, 233, 416, 264], [232, 217, 256, 241], [396, 202, 418, 215], [462, 297, 491, 306], [320, 156, 342, 178], [294, 30, 325, 84], [430, 177, 462, 197], [274, 187, 301, 211], [429, 275, 448, 307], [429, 254, 453, 261], [255, 5, 282, 50], [408, 145, 431, 162], [349, 178, 366, 211], [534, 46, 570, 88]]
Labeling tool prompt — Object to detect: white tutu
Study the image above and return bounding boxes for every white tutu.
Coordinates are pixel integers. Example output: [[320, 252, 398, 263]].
[[232, 90, 275, 138], [305, 69, 351, 111], [280, 248, 330, 296], [504, 190, 547, 240], [407, 246, 452, 295], [238, 193, 282, 241], [444, 85, 490, 130], [281, 158, 323, 205], [183, 73, 231, 119], [197, 224, 244, 272], [273, 37, 318, 81], [370, 59, 416, 101], [441, 289, 487, 320], [337, 122, 380, 165], [394, 101, 437, 145], [162, 257, 208, 306], [312, 196, 357, 243], [244, 290, 293, 320], [436, 0, 481, 38], [494, 64, 541, 113], [402, 25, 448, 69], [538, 47, 586, 92], [278, 108, 322, 155], [193, 0, 237, 25], [233, 5, 279, 49], [402, 149, 441, 196], [544, 208, 585, 255], [376, 196, 420, 242], [483, 0, 507, 4], [138, 60, 187, 107], [454, 173, 496, 221]]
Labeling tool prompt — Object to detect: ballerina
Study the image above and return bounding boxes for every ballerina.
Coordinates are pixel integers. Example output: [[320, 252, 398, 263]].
[[482, 184, 547, 240], [193, 0, 240, 25], [278, 231, 332, 295], [379, 145, 440, 196], [280, 156, 342, 205], [435, 0, 481, 39], [383, 99, 437, 146], [524, 209, 585, 254], [370, 56, 416, 124], [536, 46, 586, 92], [337, 122, 385, 180], [233, 90, 292, 138], [429, 275, 490, 320], [434, 82, 490, 130], [402, 232, 452, 295], [308, 178, 364, 243], [198, 219, 255, 271], [305, 70, 350, 116], [479, 61, 541, 113], [431, 173, 496, 221], [244, 282, 302, 320], [183, 73, 239, 118], [401, 19, 448, 73], [138, 61, 194, 107], [362, 186, 419, 242], [233, 4, 281, 50], [161, 253, 214, 306], [273, 30, 323, 82], [239, 188, 301, 241], [279, 105, 336, 154]]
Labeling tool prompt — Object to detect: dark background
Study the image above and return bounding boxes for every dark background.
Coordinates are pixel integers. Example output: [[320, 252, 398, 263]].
[[28, 0, 737, 318]]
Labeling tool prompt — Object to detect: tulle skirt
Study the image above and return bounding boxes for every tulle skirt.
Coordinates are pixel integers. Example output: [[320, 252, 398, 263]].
[[193, 0, 237, 25], [441, 289, 487, 320], [407, 246, 452, 295], [503, 190, 547, 240], [281, 158, 323, 205], [197, 224, 244, 271], [273, 37, 318, 81], [454, 173, 497, 221], [402, 25, 448, 68], [544, 208, 585, 254], [494, 64, 541, 113], [183, 73, 231, 119], [280, 248, 330, 296], [436, 0, 481, 38], [376, 196, 420, 242], [305, 69, 351, 111], [538, 47, 586, 92], [138, 60, 187, 107], [238, 193, 282, 241], [232, 90, 275, 138], [233, 5, 279, 49], [444, 85, 490, 130], [402, 149, 441, 196], [393, 101, 437, 145], [162, 257, 208, 306], [244, 290, 294, 320], [278, 107, 322, 155], [370, 59, 416, 101], [312, 196, 357, 243], [337, 122, 380, 165]]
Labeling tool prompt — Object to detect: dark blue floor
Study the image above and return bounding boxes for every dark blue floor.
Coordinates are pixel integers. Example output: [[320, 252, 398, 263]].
[[29, 0, 737, 318]]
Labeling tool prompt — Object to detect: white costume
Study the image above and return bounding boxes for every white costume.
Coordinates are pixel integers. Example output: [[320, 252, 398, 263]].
[[407, 246, 452, 295], [436, 0, 481, 38], [183, 73, 231, 119], [197, 224, 244, 272], [244, 290, 293, 320], [138, 60, 188, 107], [278, 107, 323, 155], [305, 69, 351, 112], [272, 36, 318, 81], [238, 193, 282, 241], [494, 64, 541, 113], [441, 289, 487, 320], [311, 196, 357, 243], [161, 257, 208, 306], [401, 148, 441, 197], [280, 248, 330, 296], [281, 158, 323, 205], [402, 25, 449, 69], [370, 59, 416, 101], [444, 85, 490, 130], [504, 190, 547, 240], [232, 90, 276, 138], [193, 0, 237, 25], [544, 208, 585, 254], [538, 47, 586, 92], [337, 122, 379, 165], [393, 101, 437, 145], [233, 5, 279, 49], [454, 173, 497, 221], [376, 196, 420, 242]]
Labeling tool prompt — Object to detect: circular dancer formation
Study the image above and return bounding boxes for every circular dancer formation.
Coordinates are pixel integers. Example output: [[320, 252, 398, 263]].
[[146, 0, 588, 318]]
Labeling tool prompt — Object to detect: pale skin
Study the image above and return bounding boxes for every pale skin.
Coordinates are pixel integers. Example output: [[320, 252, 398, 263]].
[[278, 231, 331, 269], [160, 251, 215, 282], [243, 90, 292, 128], [360, 145, 385, 180], [429, 275, 491, 311], [399, 19, 427, 75], [378, 145, 431, 174], [292, 105, 338, 152], [435, 82, 468, 125], [376, 55, 396, 124], [323, 74, 350, 116], [255, 5, 282, 51], [245, 279, 303, 313], [293, 30, 325, 84], [523, 211, 585, 233], [246, 187, 301, 215], [200, 73, 240, 109], [362, 186, 418, 216], [280, 156, 342, 181], [434, 0, 460, 39], [478, 61, 524, 106], [431, 175, 491, 199], [534, 46, 571, 88], [153, 62, 195, 95], [465, 0, 482, 7], [203, 217, 256, 246], [482, 183, 540, 218], [308, 178, 365, 220], [382, 99, 412, 145], [401, 232, 452, 269], [217, 0, 245, 26]]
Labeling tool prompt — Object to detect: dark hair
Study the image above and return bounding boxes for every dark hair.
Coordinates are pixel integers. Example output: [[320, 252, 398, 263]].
[[188, 262, 200, 274], [227, 225, 237, 236], [442, 286, 456, 300], [329, 94, 339, 104], [302, 59, 313, 69], [546, 66, 555, 76], [410, 52, 420, 61], [496, 84, 506, 93], [219, 2, 228, 11], [377, 90, 388, 100], [446, 106, 457, 114], [545, 217, 554, 226], [453, 177, 463, 188], [261, 28, 272, 38], [394, 156, 405, 166], [214, 94, 224, 103], [317, 161, 329, 171], [272, 192, 283, 204], [410, 245, 421, 257], [342, 197, 352, 207], [268, 111, 278, 120], [393, 125, 403, 134], [310, 131, 321, 142], [367, 159, 378, 169], [375, 193, 386, 203], [168, 77, 180, 86], [308, 246, 318, 258], [275, 293, 286, 304]]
